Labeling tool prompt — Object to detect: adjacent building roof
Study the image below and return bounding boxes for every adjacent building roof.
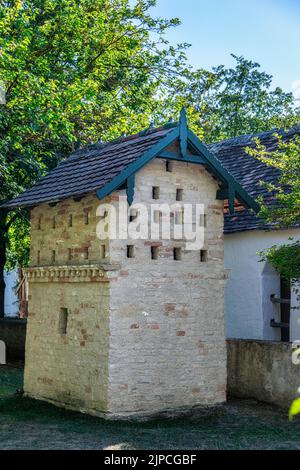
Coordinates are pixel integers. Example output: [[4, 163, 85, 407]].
[[210, 126, 300, 233]]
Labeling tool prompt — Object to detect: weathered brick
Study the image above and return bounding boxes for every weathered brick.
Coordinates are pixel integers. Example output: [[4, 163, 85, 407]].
[[24, 152, 227, 420], [164, 303, 176, 313], [144, 241, 163, 247], [148, 323, 160, 330]]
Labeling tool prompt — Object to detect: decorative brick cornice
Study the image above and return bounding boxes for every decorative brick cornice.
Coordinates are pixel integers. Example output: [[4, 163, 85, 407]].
[[25, 263, 120, 283]]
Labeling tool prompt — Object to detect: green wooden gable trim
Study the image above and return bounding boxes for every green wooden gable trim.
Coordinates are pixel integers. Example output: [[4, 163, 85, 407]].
[[126, 174, 135, 206], [186, 129, 260, 214], [96, 108, 260, 213], [96, 127, 179, 204], [179, 108, 188, 158], [159, 150, 206, 164]]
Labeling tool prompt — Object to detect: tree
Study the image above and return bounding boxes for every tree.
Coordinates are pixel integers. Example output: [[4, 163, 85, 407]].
[[1, 2, 299, 318], [159, 55, 299, 143], [247, 133, 300, 227], [247, 132, 300, 283], [0, 0, 190, 317]]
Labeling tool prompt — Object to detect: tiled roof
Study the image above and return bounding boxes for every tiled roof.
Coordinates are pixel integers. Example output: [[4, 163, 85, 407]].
[[3, 117, 298, 235], [209, 127, 300, 233], [3, 126, 174, 209]]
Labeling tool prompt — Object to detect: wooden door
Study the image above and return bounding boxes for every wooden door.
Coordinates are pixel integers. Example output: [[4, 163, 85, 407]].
[[280, 276, 291, 342]]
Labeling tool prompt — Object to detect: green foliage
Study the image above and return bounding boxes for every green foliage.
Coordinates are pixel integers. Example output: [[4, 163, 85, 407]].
[[258, 240, 300, 283], [0, 0, 189, 268], [160, 55, 299, 143], [6, 211, 30, 269], [247, 134, 300, 227], [248, 131, 300, 282], [0, 2, 299, 270], [289, 397, 300, 421]]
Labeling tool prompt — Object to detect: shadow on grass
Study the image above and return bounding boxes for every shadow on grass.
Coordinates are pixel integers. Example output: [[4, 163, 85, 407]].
[[0, 391, 230, 430], [0, 392, 236, 450], [1, 365, 300, 449]]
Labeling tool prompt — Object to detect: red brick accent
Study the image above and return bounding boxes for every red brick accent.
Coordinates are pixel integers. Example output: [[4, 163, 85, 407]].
[[38, 377, 53, 385], [148, 323, 160, 330], [119, 384, 128, 390], [164, 303, 176, 313], [144, 241, 162, 247], [120, 270, 129, 276], [186, 273, 205, 279]]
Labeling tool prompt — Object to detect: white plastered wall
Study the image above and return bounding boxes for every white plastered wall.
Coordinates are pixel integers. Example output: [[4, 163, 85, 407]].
[[224, 229, 300, 342], [4, 270, 19, 317]]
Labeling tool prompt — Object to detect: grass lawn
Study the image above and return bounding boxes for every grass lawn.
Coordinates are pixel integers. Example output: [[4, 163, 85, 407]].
[[1, 364, 300, 450]]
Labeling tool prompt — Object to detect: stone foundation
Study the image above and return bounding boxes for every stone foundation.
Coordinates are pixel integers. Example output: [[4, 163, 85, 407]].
[[227, 339, 300, 409]]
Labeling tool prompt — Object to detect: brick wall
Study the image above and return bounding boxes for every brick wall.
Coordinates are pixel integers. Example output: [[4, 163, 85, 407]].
[[24, 194, 111, 412], [24, 147, 227, 419], [108, 157, 227, 417], [24, 276, 110, 412], [30, 193, 110, 266]]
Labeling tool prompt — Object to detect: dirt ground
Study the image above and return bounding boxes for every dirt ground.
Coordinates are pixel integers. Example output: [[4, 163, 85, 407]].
[[1, 363, 300, 450]]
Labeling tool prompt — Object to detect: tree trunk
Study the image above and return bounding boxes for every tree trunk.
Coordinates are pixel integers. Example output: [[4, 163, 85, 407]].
[[0, 209, 8, 319]]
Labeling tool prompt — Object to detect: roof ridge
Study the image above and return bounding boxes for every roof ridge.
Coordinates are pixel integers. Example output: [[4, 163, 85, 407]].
[[69, 121, 178, 161], [209, 125, 300, 150]]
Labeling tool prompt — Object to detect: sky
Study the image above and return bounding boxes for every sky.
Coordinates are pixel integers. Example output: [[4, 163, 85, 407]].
[[149, 0, 300, 99]]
